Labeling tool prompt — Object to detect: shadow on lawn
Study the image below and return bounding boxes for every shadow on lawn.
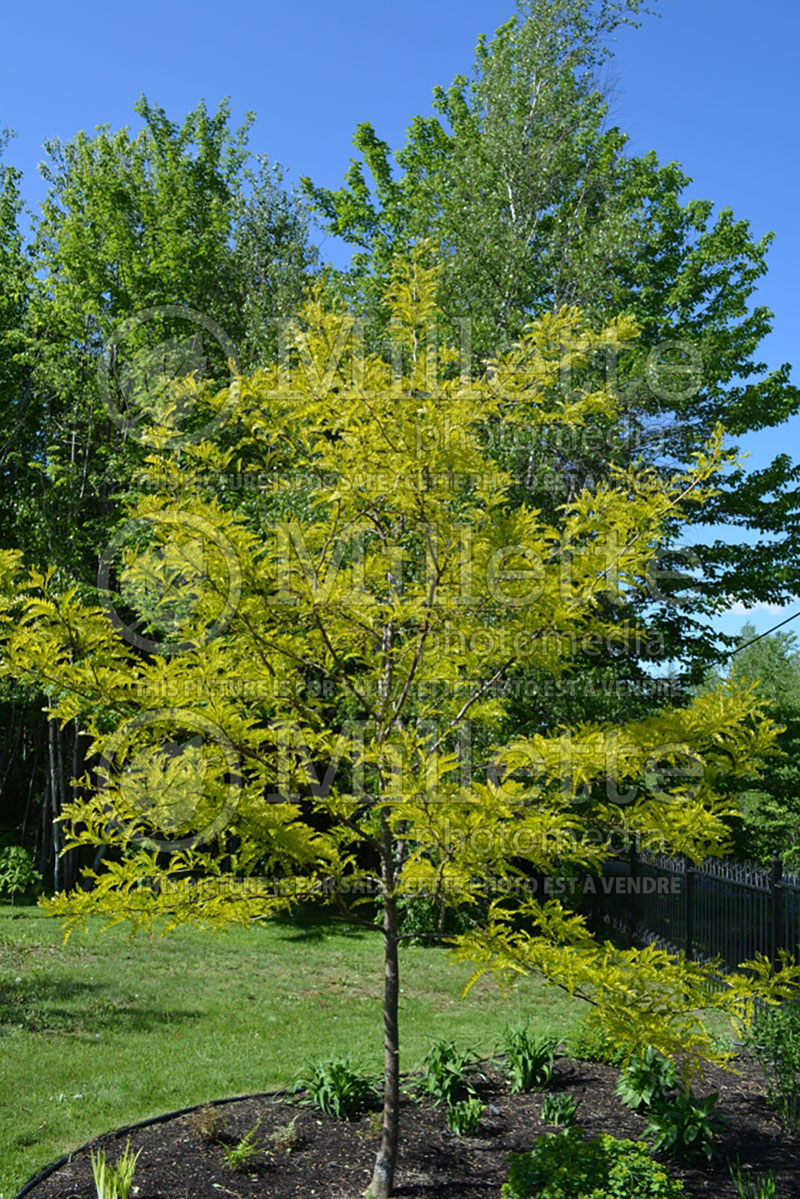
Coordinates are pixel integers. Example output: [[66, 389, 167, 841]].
[[0, 975, 200, 1036], [271, 902, 373, 943]]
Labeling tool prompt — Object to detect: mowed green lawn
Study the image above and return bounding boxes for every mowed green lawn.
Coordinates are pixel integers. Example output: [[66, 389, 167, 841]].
[[0, 903, 586, 1195]]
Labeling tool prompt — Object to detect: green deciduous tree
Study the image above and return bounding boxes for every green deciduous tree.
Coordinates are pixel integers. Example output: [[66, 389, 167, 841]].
[[302, 0, 800, 695], [0, 128, 38, 554], [699, 623, 800, 866], [23, 94, 317, 579], [0, 100, 319, 880], [1, 256, 795, 1198]]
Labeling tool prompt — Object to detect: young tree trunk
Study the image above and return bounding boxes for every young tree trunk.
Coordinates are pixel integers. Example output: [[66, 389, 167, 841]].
[[60, 717, 83, 891], [368, 810, 400, 1198]]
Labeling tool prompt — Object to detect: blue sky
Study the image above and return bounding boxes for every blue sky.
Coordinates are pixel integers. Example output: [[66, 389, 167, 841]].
[[1, 0, 798, 649]]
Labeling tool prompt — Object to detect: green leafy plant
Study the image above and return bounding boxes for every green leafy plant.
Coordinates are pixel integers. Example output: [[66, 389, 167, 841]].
[[420, 1039, 480, 1106], [644, 1090, 728, 1165], [616, 1047, 678, 1110], [294, 1055, 377, 1120], [498, 1024, 561, 1092], [446, 1096, 485, 1136], [90, 1141, 141, 1199], [728, 1156, 779, 1199], [0, 845, 41, 905], [744, 1002, 800, 1133], [502, 1126, 685, 1198], [375, 887, 484, 945], [541, 1093, 581, 1126], [221, 1120, 263, 1170], [566, 1017, 626, 1067], [268, 1115, 301, 1155]]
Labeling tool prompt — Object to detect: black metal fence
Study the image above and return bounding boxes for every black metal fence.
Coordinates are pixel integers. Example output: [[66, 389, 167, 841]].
[[587, 850, 800, 974]]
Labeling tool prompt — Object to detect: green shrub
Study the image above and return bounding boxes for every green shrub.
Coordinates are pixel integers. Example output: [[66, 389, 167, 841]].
[[374, 888, 485, 945], [643, 1090, 727, 1165], [502, 1126, 685, 1199], [616, 1047, 678, 1110], [497, 1024, 561, 1092], [744, 1002, 800, 1133], [294, 1055, 377, 1119], [541, 1093, 581, 1126], [502, 1126, 684, 1198], [446, 1096, 485, 1136], [420, 1038, 480, 1106], [0, 845, 41, 903]]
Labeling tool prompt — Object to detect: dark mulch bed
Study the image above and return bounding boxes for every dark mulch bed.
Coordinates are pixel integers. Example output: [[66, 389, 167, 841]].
[[21, 1055, 800, 1199]]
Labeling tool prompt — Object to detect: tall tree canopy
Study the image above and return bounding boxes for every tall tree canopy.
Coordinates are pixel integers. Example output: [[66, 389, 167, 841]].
[[25, 94, 318, 578], [0, 100, 319, 879], [301, 0, 800, 695]]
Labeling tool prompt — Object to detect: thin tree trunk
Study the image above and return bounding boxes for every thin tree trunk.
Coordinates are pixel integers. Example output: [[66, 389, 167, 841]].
[[368, 809, 400, 1199]]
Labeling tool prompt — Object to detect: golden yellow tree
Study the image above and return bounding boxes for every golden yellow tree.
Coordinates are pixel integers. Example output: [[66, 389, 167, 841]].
[[0, 251, 794, 1197]]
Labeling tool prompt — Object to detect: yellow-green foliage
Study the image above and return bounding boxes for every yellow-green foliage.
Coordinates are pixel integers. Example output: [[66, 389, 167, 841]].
[[0, 245, 795, 1081]]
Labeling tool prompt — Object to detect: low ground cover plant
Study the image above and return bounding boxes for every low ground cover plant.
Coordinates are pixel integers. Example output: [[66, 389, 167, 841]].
[[497, 1024, 561, 1092], [268, 1114, 301, 1154], [744, 1002, 800, 1133], [502, 1126, 685, 1198]]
